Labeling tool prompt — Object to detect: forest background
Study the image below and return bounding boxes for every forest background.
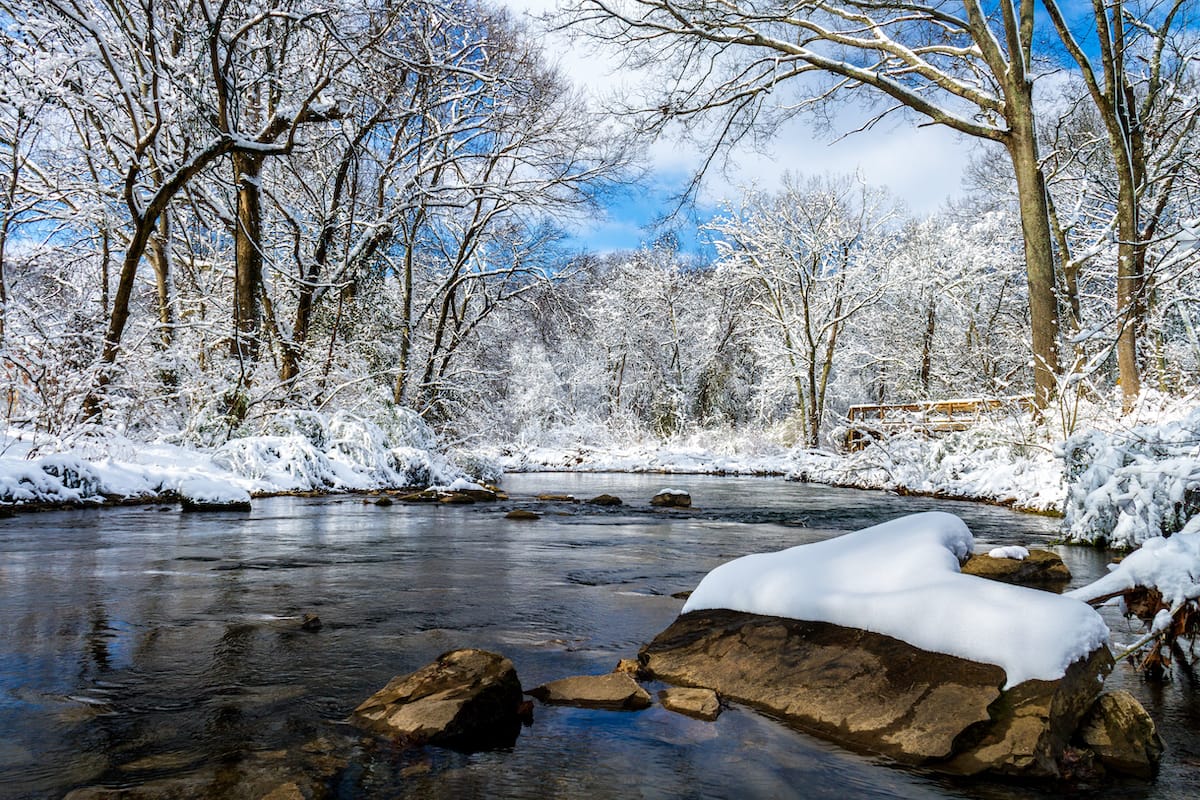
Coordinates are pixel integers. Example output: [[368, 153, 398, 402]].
[[1, 0, 1198, 515]]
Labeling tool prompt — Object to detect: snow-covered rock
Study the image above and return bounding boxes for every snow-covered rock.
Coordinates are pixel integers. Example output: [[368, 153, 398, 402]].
[[682, 512, 1107, 687]]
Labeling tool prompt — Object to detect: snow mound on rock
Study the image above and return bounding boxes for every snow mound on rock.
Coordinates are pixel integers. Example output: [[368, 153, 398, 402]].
[[683, 511, 1109, 687]]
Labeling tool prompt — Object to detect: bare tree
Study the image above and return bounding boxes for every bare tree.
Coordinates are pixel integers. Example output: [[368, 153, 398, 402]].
[[567, 0, 1065, 407], [1044, 0, 1199, 410], [707, 175, 897, 447]]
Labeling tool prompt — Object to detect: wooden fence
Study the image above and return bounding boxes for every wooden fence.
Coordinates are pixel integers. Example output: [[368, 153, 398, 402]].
[[843, 396, 1034, 451]]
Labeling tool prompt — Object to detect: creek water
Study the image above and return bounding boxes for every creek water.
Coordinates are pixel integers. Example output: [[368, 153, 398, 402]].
[[2, 473, 1198, 799]]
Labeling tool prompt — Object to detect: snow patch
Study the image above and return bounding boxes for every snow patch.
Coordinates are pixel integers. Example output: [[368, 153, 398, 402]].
[[987, 546, 1029, 561], [1068, 530, 1200, 609], [178, 476, 251, 506]]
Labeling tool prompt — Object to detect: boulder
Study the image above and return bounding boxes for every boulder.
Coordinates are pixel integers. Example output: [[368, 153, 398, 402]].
[[1074, 690, 1163, 778], [439, 492, 477, 505], [352, 649, 523, 751], [586, 494, 623, 506], [613, 658, 641, 675], [505, 509, 541, 521], [961, 549, 1071, 587], [538, 494, 576, 502], [459, 488, 500, 502], [178, 478, 252, 512], [527, 672, 651, 711], [659, 687, 720, 721], [639, 609, 1112, 778], [651, 490, 692, 508]]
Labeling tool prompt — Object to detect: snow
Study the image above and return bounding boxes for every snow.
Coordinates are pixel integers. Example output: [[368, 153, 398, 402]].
[[1067, 529, 1200, 609], [0, 411, 471, 508], [442, 477, 488, 492], [178, 476, 251, 506], [485, 422, 1065, 513], [987, 546, 1029, 560], [656, 487, 689, 495], [1062, 406, 1200, 547], [683, 511, 1109, 687]]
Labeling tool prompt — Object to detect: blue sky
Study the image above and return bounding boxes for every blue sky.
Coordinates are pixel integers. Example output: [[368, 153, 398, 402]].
[[502, 0, 986, 254]]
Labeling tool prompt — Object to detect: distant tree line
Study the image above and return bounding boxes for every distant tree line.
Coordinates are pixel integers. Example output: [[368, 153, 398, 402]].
[[1, 0, 1197, 450]]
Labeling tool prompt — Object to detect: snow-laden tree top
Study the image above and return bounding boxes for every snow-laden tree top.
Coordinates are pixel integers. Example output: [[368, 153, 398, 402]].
[[683, 512, 1109, 687]]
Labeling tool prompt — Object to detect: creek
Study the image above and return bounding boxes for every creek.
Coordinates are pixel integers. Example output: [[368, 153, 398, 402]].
[[2, 473, 1198, 798]]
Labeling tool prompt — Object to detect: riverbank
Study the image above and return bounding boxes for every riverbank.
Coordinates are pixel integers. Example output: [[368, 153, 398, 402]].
[[5, 399, 1197, 548], [0, 411, 470, 512]]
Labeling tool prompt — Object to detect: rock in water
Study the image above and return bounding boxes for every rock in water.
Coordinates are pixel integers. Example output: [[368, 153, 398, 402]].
[[639, 609, 1112, 778], [659, 687, 720, 721], [178, 477, 252, 512], [651, 490, 692, 508], [352, 649, 523, 751], [528, 673, 651, 710], [586, 494, 623, 506], [961, 549, 1071, 587], [1075, 690, 1163, 778]]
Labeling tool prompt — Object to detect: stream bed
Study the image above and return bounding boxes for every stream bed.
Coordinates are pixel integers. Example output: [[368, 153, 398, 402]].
[[2, 473, 1199, 798]]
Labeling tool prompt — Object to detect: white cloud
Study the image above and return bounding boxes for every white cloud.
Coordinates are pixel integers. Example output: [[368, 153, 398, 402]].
[[500, 0, 977, 240]]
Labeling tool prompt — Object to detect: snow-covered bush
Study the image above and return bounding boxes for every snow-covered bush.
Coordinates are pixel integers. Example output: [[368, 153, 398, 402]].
[[790, 422, 1065, 512], [1062, 407, 1200, 548]]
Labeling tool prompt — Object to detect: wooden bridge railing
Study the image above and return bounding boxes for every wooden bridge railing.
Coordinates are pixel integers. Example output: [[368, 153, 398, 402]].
[[843, 396, 1035, 451]]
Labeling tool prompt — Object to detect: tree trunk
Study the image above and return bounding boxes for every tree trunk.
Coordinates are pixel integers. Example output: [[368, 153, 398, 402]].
[[148, 213, 174, 349], [1004, 109, 1062, 410], [920, 297, 936, 391], [232, 151, 264, 364]]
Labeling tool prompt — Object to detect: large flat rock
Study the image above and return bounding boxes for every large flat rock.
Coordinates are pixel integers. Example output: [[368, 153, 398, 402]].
[[528, 673, 651, 710], [639, 609, 1112, 777]]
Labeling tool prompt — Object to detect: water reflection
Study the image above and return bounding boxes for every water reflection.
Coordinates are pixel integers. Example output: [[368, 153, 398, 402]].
[[0, 474, 1196, 798]]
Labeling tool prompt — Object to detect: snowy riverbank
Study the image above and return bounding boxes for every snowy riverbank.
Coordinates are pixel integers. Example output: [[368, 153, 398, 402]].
[[485, 401, 1200, 547], [485, 426, 1067, 513], [0, 410, 469, 509], [5, 402, 1197, 550]]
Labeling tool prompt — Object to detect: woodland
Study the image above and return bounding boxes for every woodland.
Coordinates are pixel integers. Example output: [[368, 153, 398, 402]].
[[0, 0, 1197, 454]]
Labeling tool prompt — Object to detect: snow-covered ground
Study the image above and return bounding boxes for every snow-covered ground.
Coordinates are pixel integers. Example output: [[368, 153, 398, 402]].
[[5, 396, 1198, 551], [684, 511, 1109, 687], [484, 424, 1067, 512], [485, 398, 1200, 547], [0, 409, 469, 508]]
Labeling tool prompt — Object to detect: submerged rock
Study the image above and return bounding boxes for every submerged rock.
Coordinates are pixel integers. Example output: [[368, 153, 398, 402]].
[[352, 649, 523, 751], [537, 493, 576, 502], [528, 673, 651, 710], [613, 658, 641, 675], [505, 509, 541, 521], [961, 549, 1071, 587], [639, 609, 1112, 778], [659, 687, 720, 721], [1075, 690, 1163, 778]]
